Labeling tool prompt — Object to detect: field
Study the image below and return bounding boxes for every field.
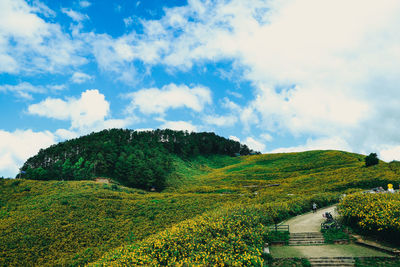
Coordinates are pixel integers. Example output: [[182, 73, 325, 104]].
[[1, 150, 400, 266], [339, 191, 400, 245]]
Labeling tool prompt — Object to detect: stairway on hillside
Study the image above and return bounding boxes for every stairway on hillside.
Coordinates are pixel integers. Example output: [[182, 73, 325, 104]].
[[307, 257, 355, 267], [289, 232, 325, 246]]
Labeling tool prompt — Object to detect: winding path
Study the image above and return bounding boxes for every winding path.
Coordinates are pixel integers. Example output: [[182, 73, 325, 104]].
[[270, 205, 393, 261], [282, 205, 337, 233]]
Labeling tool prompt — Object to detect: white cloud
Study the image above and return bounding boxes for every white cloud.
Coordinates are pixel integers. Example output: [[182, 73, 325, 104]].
[[124, 16, 134, 27], [0, 129, 56, 177], [79, 1, 91, 8], [379, 146, 400, 163], [126, 83, 212, 115], [0, 82, 45, 99], [260, 133, 273, 142], [61, 8, 88, 22], [103, 0, 400, 155], [28, 89, 131, 133], [70, 71, 93, 83], [160, 120, 197, 132], [203, 114, 237, 127], [55, 128, 78, 140], [269, 136, 351, 154], [229, 135, 240, 142], [244, 137, 265, 152], [0, 0, 86, 74]]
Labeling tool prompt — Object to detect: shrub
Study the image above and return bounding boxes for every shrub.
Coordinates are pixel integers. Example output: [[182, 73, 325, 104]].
[[365, 153, 379, 167]]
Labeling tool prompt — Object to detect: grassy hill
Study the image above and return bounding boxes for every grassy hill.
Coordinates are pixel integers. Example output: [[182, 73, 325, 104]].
[[1, 150, 399, 266]]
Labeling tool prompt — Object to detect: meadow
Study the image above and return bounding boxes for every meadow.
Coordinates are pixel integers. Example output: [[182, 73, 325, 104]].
[[1, 150, 400, 266]]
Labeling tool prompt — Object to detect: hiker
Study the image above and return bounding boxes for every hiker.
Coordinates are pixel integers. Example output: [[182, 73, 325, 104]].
[[312, 202, 317, 213]]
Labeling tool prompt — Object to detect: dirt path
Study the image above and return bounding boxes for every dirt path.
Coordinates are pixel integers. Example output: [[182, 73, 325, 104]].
[[282, 205, 337, 232]]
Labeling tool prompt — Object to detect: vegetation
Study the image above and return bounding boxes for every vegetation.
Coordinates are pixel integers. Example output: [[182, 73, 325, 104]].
[[321, 227, 350, 244], [20, 129, 253, 191], [0, 179, 238, 266], [355, 257, 400, 267], [365, 152, 379, 167], [2, 147, 400, 266], [268, 231, 290, 244], [339, 192, 400, 245]]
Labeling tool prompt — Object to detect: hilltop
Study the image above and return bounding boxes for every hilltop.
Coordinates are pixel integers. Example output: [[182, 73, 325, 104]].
[[2, 148, 400, 265], [20, 129, 255, 191]]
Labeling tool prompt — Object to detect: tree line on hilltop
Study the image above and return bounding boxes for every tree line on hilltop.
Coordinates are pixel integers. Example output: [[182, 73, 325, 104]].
[[20, 129, 256, 190]]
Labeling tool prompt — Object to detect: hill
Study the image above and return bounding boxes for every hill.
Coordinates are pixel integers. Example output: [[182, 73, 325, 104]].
[[20, 129, 254, 191], [2, 150, 400, 266]]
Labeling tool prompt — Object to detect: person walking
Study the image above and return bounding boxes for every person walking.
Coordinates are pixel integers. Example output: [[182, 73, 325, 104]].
[[312, 202, 317, 213]]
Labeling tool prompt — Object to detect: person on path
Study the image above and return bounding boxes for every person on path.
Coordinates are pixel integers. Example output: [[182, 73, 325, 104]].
[[312, 202, 317, 213]]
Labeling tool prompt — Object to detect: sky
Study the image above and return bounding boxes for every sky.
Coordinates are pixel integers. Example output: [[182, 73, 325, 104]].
[[1, 0, 400, 177]]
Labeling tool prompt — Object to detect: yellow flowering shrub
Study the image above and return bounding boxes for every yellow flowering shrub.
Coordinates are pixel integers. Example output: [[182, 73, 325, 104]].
[[339, 193, 400, 236]]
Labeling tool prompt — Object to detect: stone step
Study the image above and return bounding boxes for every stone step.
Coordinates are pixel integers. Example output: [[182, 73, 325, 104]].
[[289, 236, 325, 240], [291, 232, 323, 236], [308, 257, 355, 267], [289, 240, 325, 245], [289, 232, 326, 245]]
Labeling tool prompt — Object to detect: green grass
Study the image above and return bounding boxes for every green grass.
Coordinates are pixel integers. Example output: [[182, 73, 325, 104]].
[[270, 244, 393, 258], [355, 257, 400, 267], [1, 150, 400, 266], [322, 228, 350, 244], [0, 179, 238, 266]]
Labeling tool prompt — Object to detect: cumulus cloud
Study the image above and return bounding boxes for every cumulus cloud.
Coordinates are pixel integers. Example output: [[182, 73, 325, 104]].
[[70, 71, 93, 83], [380, 146, 400, 163], [0, 129, 56, 177], [28, 89, 131, 133], [0, 0, 86, 74], [159, 120, 197, 132], [269, 136, 351, 154], [126, 83, 212, 115], [99, 0, 400, 157], [244, 137, 265, 152], [203, 114, 237, 127], [229, 135, 240, 142]]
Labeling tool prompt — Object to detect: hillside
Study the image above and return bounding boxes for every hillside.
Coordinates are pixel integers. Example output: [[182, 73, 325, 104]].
[[1, 150, 400, 266], [20, 129, 254, 191]]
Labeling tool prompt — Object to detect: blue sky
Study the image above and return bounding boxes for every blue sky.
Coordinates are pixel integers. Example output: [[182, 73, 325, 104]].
[[1, 0, 400, 177]]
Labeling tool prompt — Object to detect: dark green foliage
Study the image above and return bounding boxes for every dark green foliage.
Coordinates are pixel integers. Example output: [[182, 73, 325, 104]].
[[321, 227, 350, 243], [355, 257, 400, 267], [266, 230, 290, 244], [20, 129, 253, 191], [365, 152, 379, 167]]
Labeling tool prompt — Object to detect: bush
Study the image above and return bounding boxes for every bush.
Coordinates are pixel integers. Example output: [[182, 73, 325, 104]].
[[321, 228, 349, 243], [365, 153, 379, 167]]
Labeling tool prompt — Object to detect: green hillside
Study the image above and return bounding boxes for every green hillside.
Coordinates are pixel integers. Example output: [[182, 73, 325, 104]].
[[1, 150, 399, 266], [20, 129, 254, 191]]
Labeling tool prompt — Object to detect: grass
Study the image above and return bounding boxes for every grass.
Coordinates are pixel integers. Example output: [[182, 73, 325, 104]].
[[355, 257, 400, 267], [270, 244, 393, 258], [322, 227, 350, 243], [0, 179, 238, 266], [2, 150, 400, 265]]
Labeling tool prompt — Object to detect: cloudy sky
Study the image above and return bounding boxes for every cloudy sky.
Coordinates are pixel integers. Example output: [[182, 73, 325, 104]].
[[1, 0, 400, 177]]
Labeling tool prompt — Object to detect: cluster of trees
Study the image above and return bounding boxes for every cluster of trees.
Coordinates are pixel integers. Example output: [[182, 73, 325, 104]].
[[21, 129, 254, 190], [365, 153, 379, 167]]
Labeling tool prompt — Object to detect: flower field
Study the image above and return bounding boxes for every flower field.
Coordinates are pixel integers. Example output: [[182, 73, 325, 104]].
[[2, 150, 400, 265], [339, 192, 400, 240]]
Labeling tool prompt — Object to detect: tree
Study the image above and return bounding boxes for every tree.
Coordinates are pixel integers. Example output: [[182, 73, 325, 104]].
[[365, 153, 379, 167]]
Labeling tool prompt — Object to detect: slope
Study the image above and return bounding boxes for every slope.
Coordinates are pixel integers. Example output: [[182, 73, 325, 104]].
[[1, 150, 399, 266]]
